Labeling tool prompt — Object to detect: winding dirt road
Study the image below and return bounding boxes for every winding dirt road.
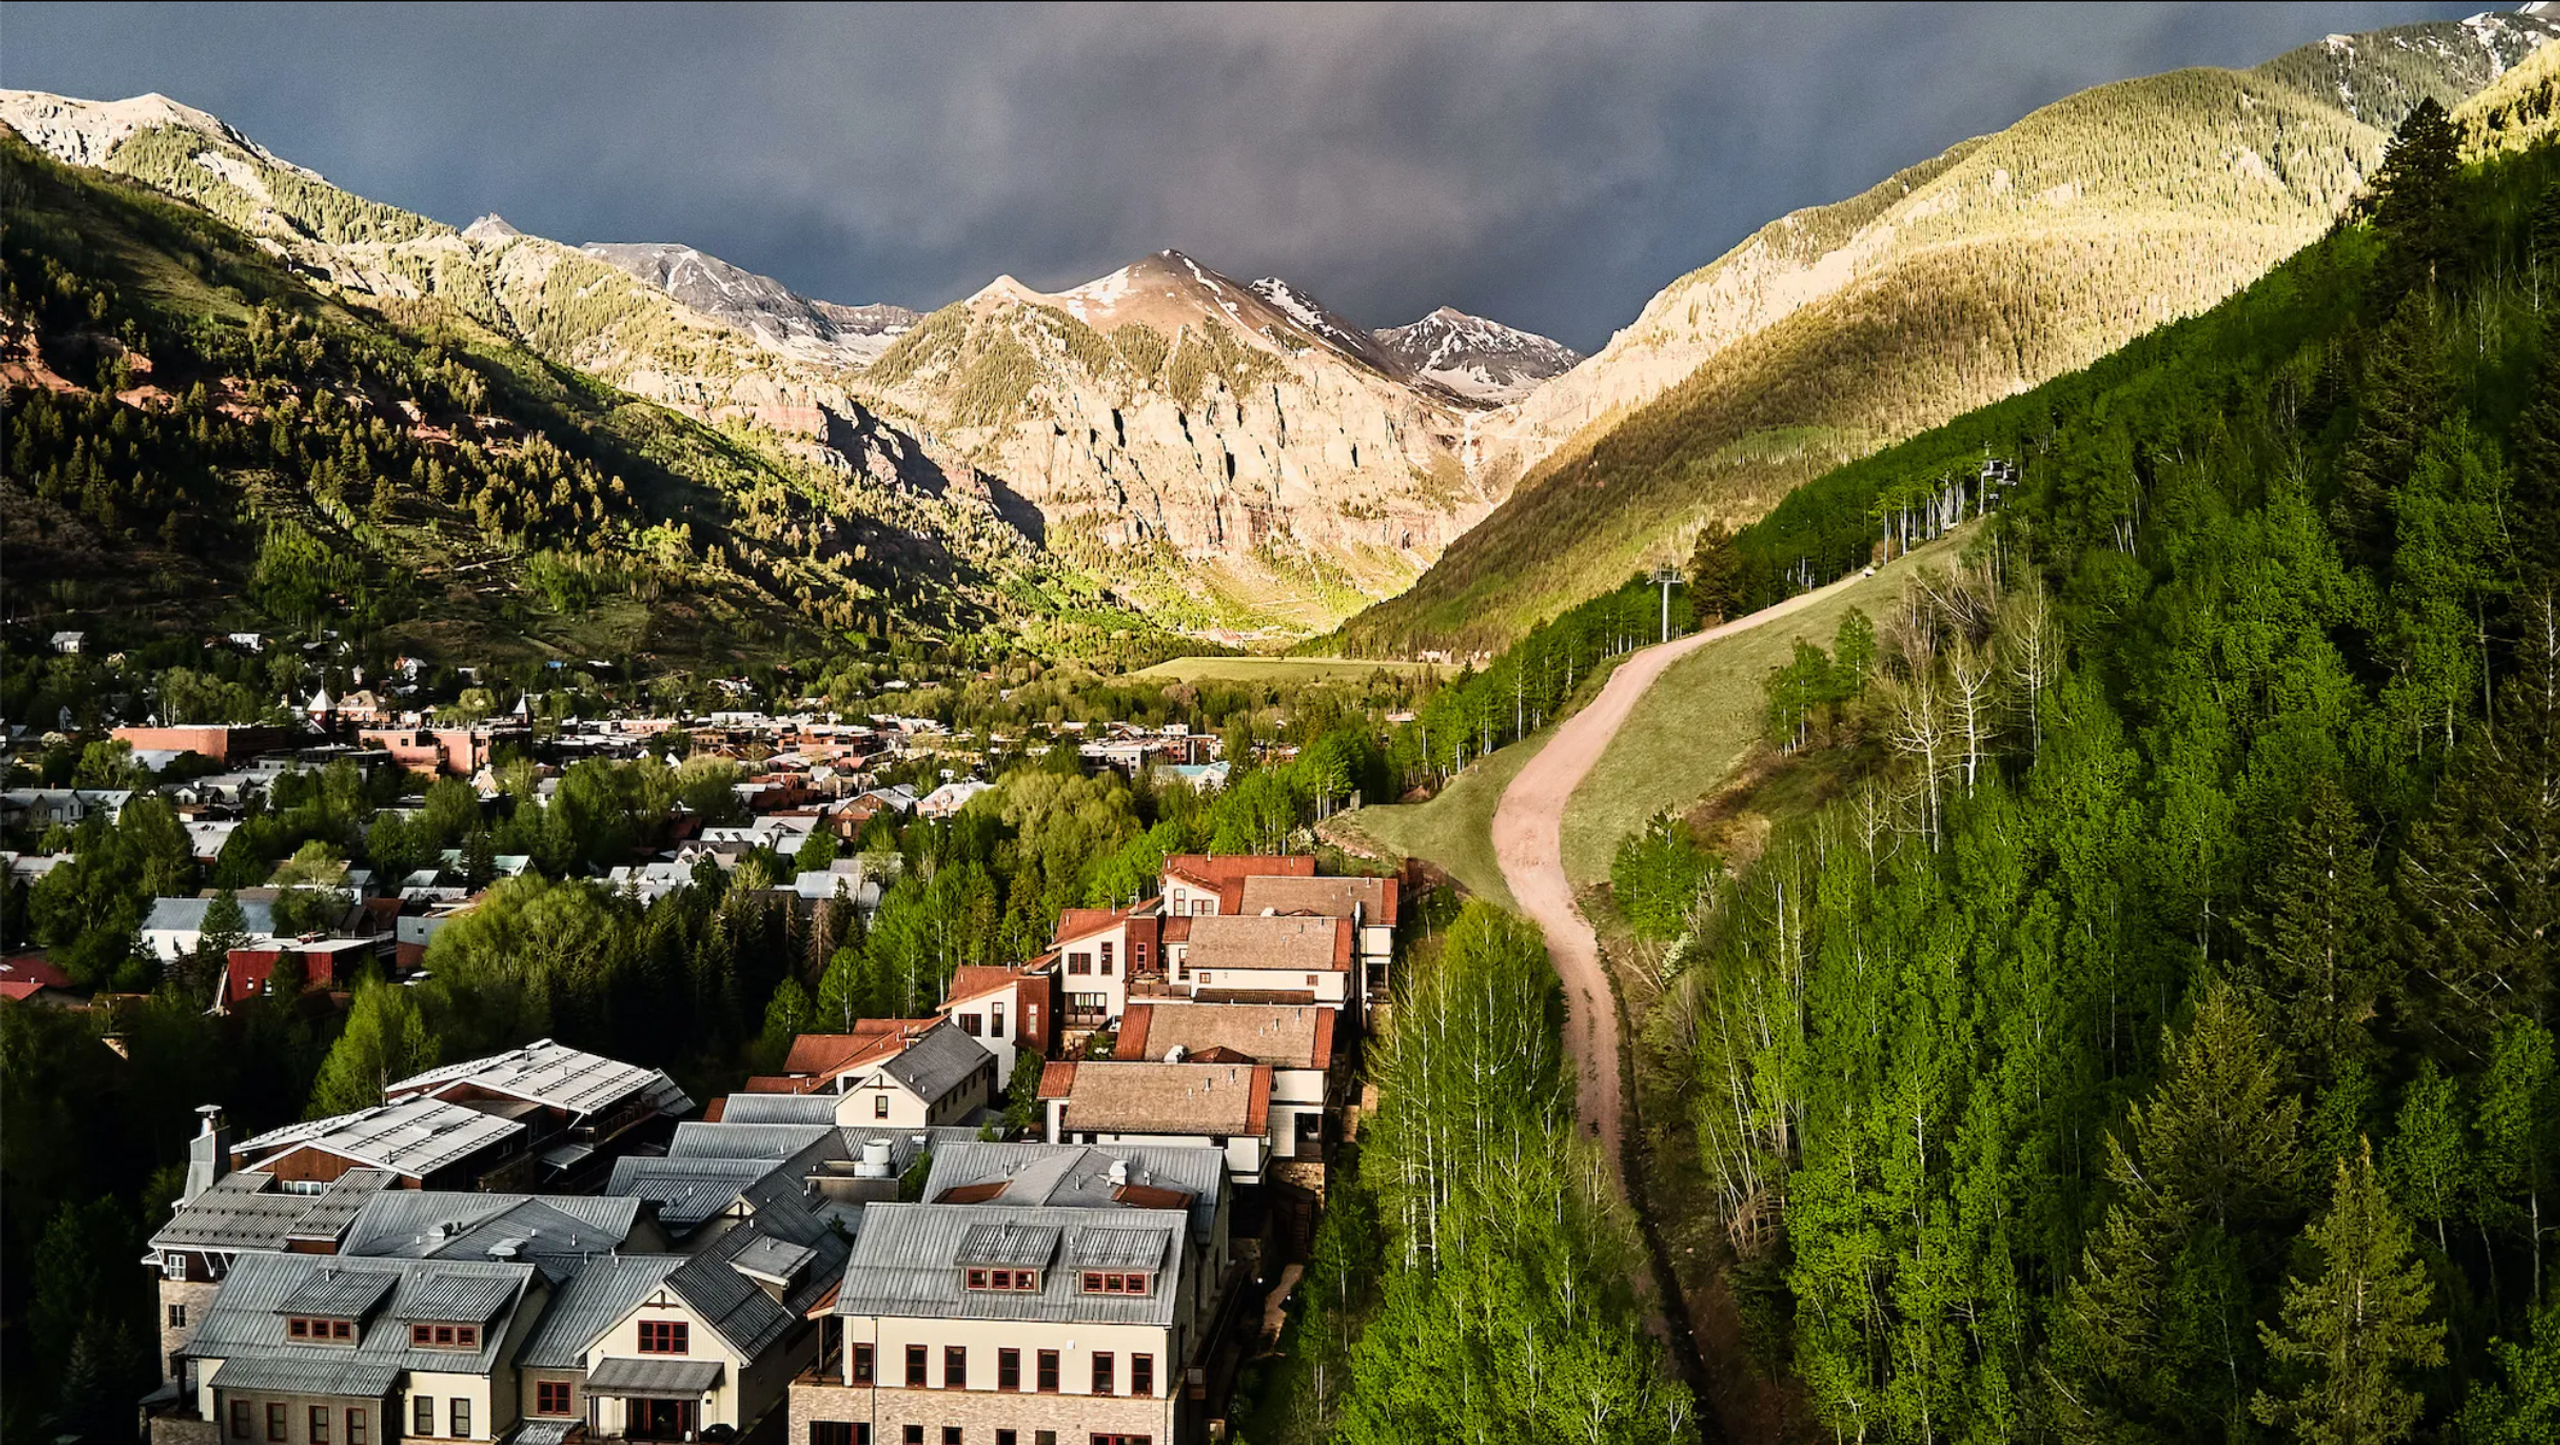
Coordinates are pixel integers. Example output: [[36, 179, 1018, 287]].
[[1492, 571, 1870, 1185]]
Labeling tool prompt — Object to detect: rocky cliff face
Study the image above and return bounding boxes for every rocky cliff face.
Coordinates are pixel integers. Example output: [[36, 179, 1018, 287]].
[[581, 240, 919, 365], [851, 252, 1499, 628]]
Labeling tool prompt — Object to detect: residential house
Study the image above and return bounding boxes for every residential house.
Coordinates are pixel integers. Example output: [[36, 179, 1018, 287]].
[[0, 951, 76, 1005], [918, 1141, 1233, 1329], [217, 940, 377, 1013], [142, 896, 280, 963], [792, 1204, 1198, 1445], [1038, 1061, 1275, 1187], [912, 779, 991, 820], [1, 786, 135, 829], [932, 965, 1055, 1083], [383, 1041, 694, 1190], [1161, 913, 1360, 1018], [160, 1252, 548, 1445], [1154, 854, 1315, 919], [1049, 907, 1161, 1029], [1114, 1002, 1339, 1193], [761, 1021, 998, 1130], [1234, 873, 1398, 1008]]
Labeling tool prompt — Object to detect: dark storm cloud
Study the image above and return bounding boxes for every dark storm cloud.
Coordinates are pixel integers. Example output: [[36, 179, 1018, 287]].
[[2, 2, 2486, 350]]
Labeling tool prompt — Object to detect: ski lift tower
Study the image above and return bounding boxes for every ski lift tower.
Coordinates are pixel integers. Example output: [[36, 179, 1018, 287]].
[[1651, 566, 1684, 643]]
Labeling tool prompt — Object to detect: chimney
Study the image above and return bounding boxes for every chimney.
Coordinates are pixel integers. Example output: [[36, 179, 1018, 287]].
[[182, 1105, 233, 1206]]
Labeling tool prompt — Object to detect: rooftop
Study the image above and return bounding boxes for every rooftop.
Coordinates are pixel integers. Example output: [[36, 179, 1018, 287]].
[[832, 1204, 1185, 1327], [1236, 873, 1399, 927], [1117, 1001, 1333, 1070], [233, 1096, 523, 1181], [1042, 1060, 1272, 1138], [385, 1039, 691, 1120], [1180, 913, 1353, 973]]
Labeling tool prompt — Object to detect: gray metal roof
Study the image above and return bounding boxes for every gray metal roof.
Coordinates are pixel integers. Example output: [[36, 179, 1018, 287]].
[[515, 1256, 684, 1370], [395, 1272, 520, 1323], [667, 1122, 833, 1161], [142, 896, 278, 935], [711, 1094, 838, 1126], [666, 1244, 795, 1358], [277, 1269, 398, 1320], [1067, 1228, 1170, 1271], [920, 1142, 1223, 1241], [205, 1354, 404, 1399], [153, 1170, 397, 1255], [604, 1158, 771, 1231], [234, 1096, 523, 1181], [583, 1356, 724, 1398], [182, 1253, 534, 1386], [512, 1421, 580, 1445], [728, 1236, 816, 1285], [342, 1192, 645, 1285], [880, 1021, 994, 1104], [833, 1205, 1185, 1327], [955, 1221, 1060, 1268], [387, 1039, 692, 1120]]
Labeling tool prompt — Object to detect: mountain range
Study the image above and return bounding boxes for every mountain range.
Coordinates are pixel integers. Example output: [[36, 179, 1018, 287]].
[[4, 7, 2557, 655]]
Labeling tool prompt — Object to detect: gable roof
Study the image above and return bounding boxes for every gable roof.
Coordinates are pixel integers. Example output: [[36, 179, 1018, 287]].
[[181, 1253, 536, 1388], [339, 1192, 646, 1285], [1116, 1001, 1334, 1070], [1051, 1060, 1271, 1138], [1161, 853, 1317, 911], [1181, 913, 1353, 973], [921, 1141, 1223, 1241], [1236, 873, 1399, 928], [878, 1020, 994, 1104], [385, 1039, 691, 1120], [941, 965, 1028, 1009], [153, 1169, 397, 1255], [234, 1096, 522, 1182], [1051, 906, 1138, 947]]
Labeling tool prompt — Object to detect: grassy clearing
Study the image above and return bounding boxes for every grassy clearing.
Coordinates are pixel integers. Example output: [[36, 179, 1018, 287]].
[[1125, 655, 1433, 687], [1333, 730, 1547, 910], [1558, 528, 1969, 887]]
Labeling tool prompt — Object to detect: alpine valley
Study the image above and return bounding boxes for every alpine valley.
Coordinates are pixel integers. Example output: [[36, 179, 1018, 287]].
[[3, 8, 2556, 660]]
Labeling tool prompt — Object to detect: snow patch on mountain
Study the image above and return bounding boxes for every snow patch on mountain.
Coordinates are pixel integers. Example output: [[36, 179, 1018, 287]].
[[1373, 307, 1582, 404], [581, 240, 917, 366]]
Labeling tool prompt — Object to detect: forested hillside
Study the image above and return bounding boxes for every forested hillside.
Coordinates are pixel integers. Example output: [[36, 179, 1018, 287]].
[[1334, 13, 2557, 657], [0, 133, 1166, 667], [1651, 108, 2560, 1442]]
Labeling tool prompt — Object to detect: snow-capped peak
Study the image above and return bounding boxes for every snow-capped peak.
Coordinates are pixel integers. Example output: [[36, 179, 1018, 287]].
[[1373, 307, 1582, 404], [0, 88, 322, 179]]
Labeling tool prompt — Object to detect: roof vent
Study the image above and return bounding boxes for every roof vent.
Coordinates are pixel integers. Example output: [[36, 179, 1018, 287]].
[[1164, 1045, 1186, 1064], [1108, 1159, 1130, 1187]]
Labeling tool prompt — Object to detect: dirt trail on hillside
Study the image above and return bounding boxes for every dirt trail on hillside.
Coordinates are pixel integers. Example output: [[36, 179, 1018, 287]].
[[1491, 570, 1870, 1187]]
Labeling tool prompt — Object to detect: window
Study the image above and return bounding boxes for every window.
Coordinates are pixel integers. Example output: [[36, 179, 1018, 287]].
[[1134, 942, 1148, 968], [637, 1320, 688, 1354], [536, 1382, 572, 1416], [1036, 1349, 1060, 1393], [997, 1348, 1020, 1391], [905, 1343, 928, 1387], [943, 1432, 962, 1445], [1305, 974, 1318, 988], [414, 1397, 434, 1439], [1100, 942, 1114, 975], [873, 1094, 890, 1120], [851, 1342, 875, 1385], [168, 1303, 187, 1328], [1068, 953, 1091, 975], [267, 1403, 288, 1442], [291, 1317, 308, 1339], [989, 1009, 1004, 1039], [311, 1407, 331, 1445], [945, 1345, 967, 1388], [410, 1323, 477, 1349], [231, 1401, 251, 1439], [958, 1013, 981, 1036], [903, 1430, 924, 1445], [810, 1426, 857, 1445], [1092, 1352, 1115, 1396], [333, 1320, 352, 1341], [998, 1434, 1017, 1445], [450, 1400, 470, 1439], [1191, 899, 1210, 916], [1081, 1272, 1148, 1295], [1132, 1354, 1153, 1398], [345, 1408, 365, 1445]]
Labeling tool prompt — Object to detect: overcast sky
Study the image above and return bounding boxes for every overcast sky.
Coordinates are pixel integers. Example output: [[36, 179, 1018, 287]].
[[4, 2, 2494, 351]]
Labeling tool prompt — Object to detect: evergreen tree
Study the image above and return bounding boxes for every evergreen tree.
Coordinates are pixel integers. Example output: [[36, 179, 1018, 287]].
[[2513, 308, 2560, 580], [2457, 1293, 2560, 1445], [1688, 520, 1744, 622], [2331, 296, 2445, 566], [2236, 778, 2392, 1070], [2369, 97, 2461, 306], [2252, 1145, 2446, 1445]]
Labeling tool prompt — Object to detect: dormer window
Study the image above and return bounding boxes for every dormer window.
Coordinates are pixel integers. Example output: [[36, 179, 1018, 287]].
[[1081, 1272, 1150, 1296], [288, 1316, 355, 1343], [965, 1268, 1041, 1292], [408, 1322, 479, 1350]]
